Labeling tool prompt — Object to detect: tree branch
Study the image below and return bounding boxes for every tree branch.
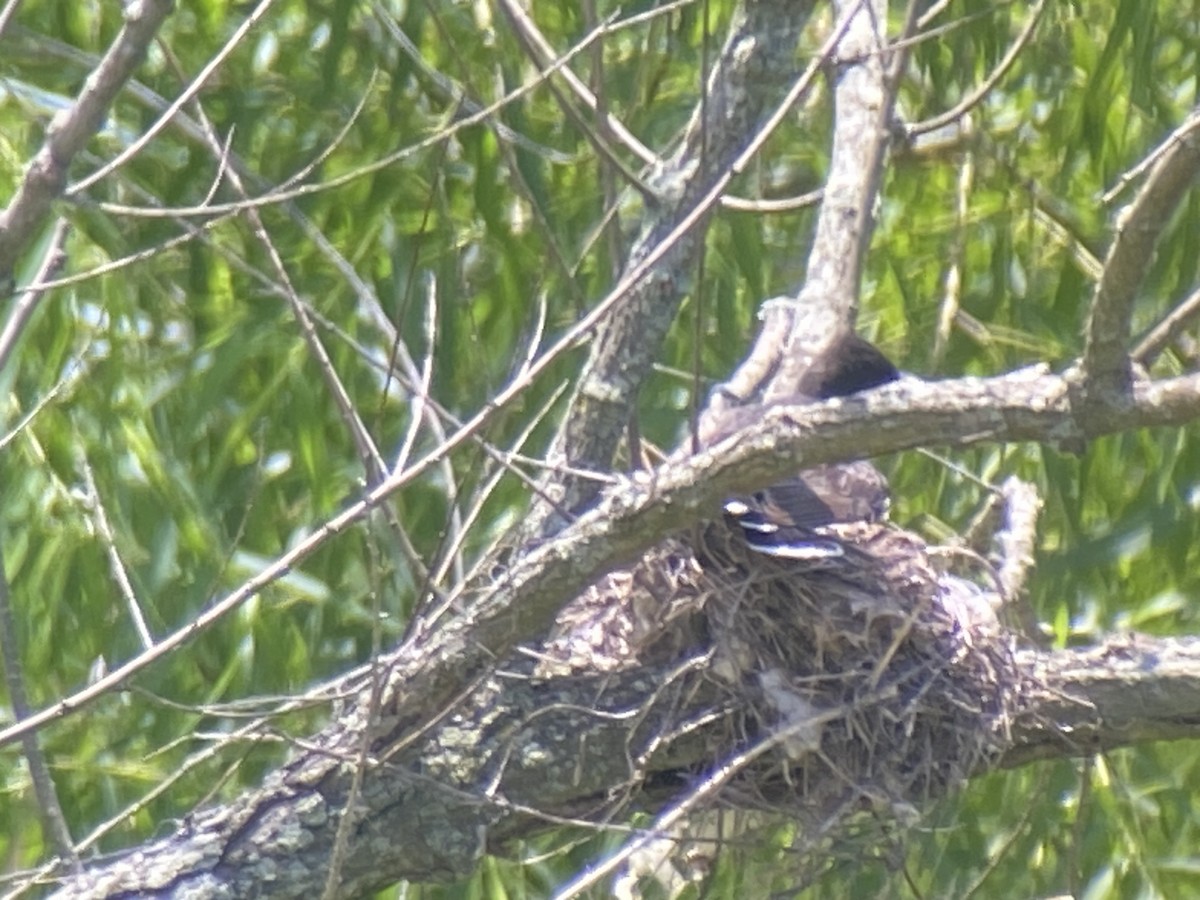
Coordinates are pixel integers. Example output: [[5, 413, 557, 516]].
[[533, 0, 817, 532], [8, 366, 1200, 754], [760, 0, 898, 405], [0, 0, 174, 283], [1004, 636, 1200, 769], [1081, 111, 1200, 403], [53, 625, 1200, 896], [372, 366, 1200, 750]]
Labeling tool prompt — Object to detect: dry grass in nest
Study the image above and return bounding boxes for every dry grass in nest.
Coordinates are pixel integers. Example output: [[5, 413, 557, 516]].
[[695, 517, 1017, 827], [532, 513, 1019, 867]]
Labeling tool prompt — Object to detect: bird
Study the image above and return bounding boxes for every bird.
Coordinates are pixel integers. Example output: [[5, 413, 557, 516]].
[[720, 332, 900, 560], [722, 461, 891, 559], [794, 331, 900, 400]]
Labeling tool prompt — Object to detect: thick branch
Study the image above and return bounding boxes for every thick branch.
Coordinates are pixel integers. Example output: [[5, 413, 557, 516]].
[[370, 368, 1200, 752], [55, 659, 719, 898], [5, 366, 1200, 755], [54, 625, 1200, 896], [1003, 636, 1200, 769], [536, 0, 815, 530], [762, 0, 896, 404], [1081, 112, 1200, 402]]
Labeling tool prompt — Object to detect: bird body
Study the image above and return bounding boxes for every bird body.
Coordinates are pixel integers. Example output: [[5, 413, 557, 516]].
[[719, 332, 900, 560], [723, 462, 890, 559]]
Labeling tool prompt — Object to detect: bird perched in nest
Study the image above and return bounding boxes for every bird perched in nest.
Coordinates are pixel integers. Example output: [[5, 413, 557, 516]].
[[719, 332, 900, 560], [533, 332, 905, 676]]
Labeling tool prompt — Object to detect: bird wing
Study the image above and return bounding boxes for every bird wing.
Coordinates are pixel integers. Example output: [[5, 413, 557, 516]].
[[758, 462, 890, 529], [722, 462, 890, 560]]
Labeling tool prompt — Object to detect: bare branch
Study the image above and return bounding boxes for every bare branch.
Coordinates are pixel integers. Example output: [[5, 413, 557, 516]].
[[991, 476, 1041, 606], [1081, 111, 1200, 403], [0, 563, 80, 875], [0, 0, 173, 281], [371, 367, 1200, 746], [1132, 281, 1200, 367], [933, 120, 974, 365], [0, 0, 22, 40], [905, 0, 1046, 139], [494, 0, 660, 167], [78, 451, 155, 651], [0, 218, 68, 376], [752, 0, 898, 406], [66, 0, 276, 197], [367, 1, 577, 166], [1005, 636, 1200, 769], [65, 4, 670, 225], [537, 0, 821, 532]]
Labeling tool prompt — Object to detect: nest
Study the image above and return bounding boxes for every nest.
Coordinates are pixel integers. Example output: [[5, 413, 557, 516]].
[[533, 537, 712, 678], [534, 514, 1017, 839], [696, 518, 1014, 825]]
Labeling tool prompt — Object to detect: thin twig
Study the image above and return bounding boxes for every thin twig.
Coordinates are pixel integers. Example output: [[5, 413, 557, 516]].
[[933, 117, 975, 365], [77, 451, 156, 650], [0, 0, 24, 40], [493, 0, 660, 174], [0, 549, 81, 872], [1132, 282, 1200, 367], [905, 0, 1046, 139], [67, 0, 277, 196], [0, 219, 69, 373], [75, 3, 676, 223]]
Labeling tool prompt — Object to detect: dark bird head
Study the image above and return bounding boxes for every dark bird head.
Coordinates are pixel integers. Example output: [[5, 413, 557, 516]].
[[700, 334, 900, 446], [795, 332, 900, 401]]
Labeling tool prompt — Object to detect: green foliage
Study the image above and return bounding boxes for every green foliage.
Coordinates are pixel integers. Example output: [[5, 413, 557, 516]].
[[2, 0, 1200, 895]]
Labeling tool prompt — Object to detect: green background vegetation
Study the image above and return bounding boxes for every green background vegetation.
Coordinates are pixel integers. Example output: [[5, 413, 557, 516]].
[[2, 0, 1199, 895]]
